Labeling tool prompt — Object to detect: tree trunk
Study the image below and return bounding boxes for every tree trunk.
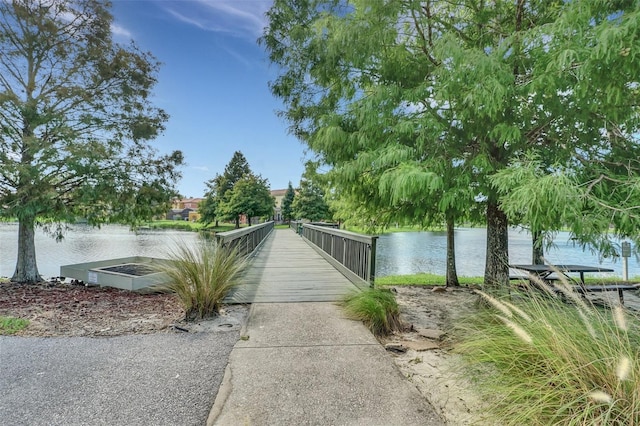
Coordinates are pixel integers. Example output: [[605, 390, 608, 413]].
[[12, 216, 43, 283], [484, 199, 509, 289], [215, 219, 219, 227], [248, 216, 252, 226], [235, 216, 240, 229], [445, 216, 460, 287], [532, 229, 544, 264]]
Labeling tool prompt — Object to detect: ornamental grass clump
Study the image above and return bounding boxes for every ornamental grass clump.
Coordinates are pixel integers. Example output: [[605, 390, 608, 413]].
[[455, 278, 640, 425], [341, 288, 403, 337], [158, 240, 247, 321]]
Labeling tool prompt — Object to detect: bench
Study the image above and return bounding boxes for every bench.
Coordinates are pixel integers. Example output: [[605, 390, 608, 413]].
[[510, 275, 639, 305], [572, 284, 640, 305]]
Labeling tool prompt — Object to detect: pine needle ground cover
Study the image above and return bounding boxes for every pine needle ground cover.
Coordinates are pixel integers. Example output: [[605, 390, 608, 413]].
[[455, 282, 640, 425]]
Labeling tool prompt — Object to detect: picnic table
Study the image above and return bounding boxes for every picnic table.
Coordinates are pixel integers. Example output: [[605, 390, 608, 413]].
[[510, 264, 638, 305], [510, 264, 614, 285]]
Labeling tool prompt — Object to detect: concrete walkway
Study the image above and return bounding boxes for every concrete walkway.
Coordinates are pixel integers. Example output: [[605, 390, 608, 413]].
[[209, 302, 442, 425]]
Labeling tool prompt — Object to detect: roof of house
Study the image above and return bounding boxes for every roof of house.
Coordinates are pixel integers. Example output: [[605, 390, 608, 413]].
[[271, 189, 288, 197]]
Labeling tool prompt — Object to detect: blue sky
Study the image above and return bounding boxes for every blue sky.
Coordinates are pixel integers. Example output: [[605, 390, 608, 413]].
[[110, 0, 307, 197]]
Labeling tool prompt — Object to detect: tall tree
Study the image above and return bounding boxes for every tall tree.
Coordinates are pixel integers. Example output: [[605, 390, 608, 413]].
[[292, 170, 330, 222], [197, 189, 219, 226], [221, 174, 275, 227], [201, 151, 251, 228], [281, 181, 295, 224], [0, 0, 182, 283]]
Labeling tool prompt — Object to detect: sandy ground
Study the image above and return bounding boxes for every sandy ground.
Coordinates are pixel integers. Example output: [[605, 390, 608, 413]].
[[382, 286, 491, 425], [384, 284, 640, 425]]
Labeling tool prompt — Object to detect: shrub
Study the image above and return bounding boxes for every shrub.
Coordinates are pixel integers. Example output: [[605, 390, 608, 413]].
[[455, 279, 640, 425], [341, 288, 403, 336], [158, 240, 247, 321]]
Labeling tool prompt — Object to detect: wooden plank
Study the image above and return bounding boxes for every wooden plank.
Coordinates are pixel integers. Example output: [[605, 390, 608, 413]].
[[224, 229, 362, 303]]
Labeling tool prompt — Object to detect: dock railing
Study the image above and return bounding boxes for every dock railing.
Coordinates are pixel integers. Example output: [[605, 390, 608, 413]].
[[215, 221, 274, 257], [299, 223, 377, 288]]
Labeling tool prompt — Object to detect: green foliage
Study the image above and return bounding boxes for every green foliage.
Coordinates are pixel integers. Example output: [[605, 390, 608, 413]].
[[145, 220, 209, 232], [456, 286, 640, 425], [220, 174, 274, 227], [0, 316, 29, 335], [202, 151, 256, 228], [493, 153, 640, 258], [0, 0, 181, 282], [197, 195, 218, 226], [157, 240, 247, 321], [341, 288, 403, 337], [292, 162, 331, 222], [281, 182, 295, 223]]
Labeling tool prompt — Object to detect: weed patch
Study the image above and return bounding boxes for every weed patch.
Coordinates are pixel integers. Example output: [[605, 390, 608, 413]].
[[0, 316, 29, 335]]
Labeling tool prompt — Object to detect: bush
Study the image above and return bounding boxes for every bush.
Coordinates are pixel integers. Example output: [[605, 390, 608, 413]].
[[455, 279, 640, 425], [341, 288, 403, 336], [158, 240, 247, 321]]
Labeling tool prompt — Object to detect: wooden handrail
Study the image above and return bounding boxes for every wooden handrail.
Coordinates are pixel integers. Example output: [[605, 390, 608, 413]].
[[300, 223, 377, 287], [215, 221, 274, 257]]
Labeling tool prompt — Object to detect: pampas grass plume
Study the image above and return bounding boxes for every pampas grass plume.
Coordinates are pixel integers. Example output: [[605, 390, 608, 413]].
[[497, 315, 533, 345], [616, 356, 631, 382], [588, 390, 613, 404]]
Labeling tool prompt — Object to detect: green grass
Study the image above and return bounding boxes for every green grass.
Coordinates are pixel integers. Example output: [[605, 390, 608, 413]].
[[145, 220, 239, 233], [376, 273, 638, 287], [340, 288, 403, 336], [145, 220, 205, 231], [0, 316, 29, 335], [275, 224, 292, 229], [376, 273, 484, 286], [584, 276, 640, 284], [454, 278, 640, 425], [156, 240, 247, 321]]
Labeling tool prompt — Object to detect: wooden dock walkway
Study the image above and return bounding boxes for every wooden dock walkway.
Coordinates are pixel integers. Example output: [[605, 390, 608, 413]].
[[225, 229, 363, 303]]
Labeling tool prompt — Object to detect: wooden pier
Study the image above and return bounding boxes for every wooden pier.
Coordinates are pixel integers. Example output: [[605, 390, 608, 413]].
[[225, 229, 364, 303]]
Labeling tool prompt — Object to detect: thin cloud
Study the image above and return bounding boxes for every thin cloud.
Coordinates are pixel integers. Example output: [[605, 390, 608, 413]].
[[163, 0, 271, 41], [111, 23, 132, 39], [191, 165, 210, 172], [219, 44, 251, 67]]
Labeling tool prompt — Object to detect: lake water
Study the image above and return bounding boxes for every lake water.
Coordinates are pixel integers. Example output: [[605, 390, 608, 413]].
[[0, 223, 199, 279], [376, 227, 639, 278], [0, 223, 637, 279]]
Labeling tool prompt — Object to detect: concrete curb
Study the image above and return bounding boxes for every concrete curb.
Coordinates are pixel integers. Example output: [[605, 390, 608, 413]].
[[206, 302, 256, 426], [207, 364, 233, 426]]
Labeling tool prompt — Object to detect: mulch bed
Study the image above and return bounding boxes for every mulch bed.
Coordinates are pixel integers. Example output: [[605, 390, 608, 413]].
[[0, 280, 184, 337]]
